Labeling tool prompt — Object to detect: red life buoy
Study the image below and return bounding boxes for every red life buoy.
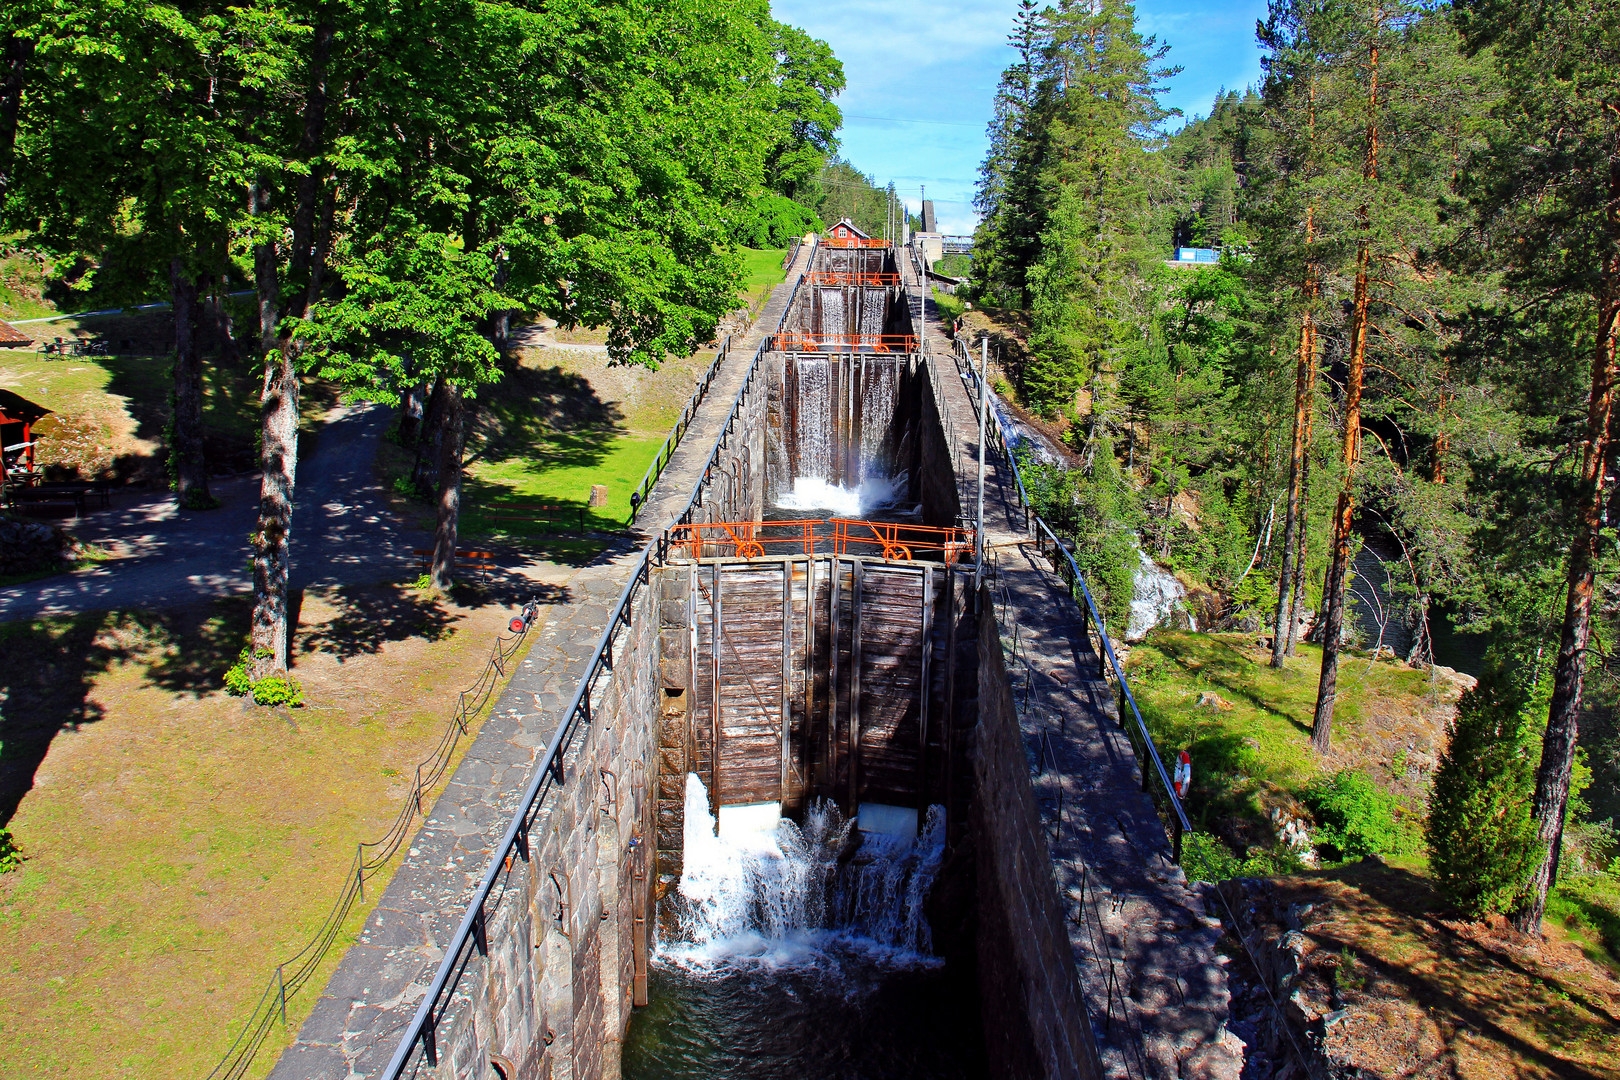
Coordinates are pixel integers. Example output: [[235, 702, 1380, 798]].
[[1173, 749, 1192, 799]]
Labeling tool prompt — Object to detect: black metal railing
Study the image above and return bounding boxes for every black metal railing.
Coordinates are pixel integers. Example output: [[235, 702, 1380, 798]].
[[942, 338, 1191, 860], [381, 233, 817, 1080], [628, 335, 732, 523]]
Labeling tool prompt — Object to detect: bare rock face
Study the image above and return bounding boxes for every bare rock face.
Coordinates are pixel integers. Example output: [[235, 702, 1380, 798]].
[[0, 514, 81, 575]]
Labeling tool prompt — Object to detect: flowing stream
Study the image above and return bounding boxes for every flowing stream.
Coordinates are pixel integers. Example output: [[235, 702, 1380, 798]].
[[622, 777, 985, 1079]]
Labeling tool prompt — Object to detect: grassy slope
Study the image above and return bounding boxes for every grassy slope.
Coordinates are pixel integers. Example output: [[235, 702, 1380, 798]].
[[738, 247, 786, 313], [1132, 629, 1620, 976], [0, 589, 532, 1078]]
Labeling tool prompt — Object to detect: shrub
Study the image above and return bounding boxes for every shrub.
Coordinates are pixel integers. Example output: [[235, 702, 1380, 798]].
[[1426, 679, 1540, 917], [1180, 831, 1303, 883], [1304, 769, 1421, 860], [0, 827, 20, 873], [223, 648, 304, 707]]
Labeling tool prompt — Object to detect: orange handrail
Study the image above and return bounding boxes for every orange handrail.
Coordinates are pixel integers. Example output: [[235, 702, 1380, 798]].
[[805, 271, 901, 287], [821, 236, 890, 249], [665, 519, 823, 560], [661, 518, 972, 563], [829, 518, 973, 563], [771, 332, 918, 353]]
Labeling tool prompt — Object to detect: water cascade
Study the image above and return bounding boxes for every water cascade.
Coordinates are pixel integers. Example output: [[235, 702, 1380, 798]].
[[621, 777, 982, 1079], [1128, 549, 1195, 641]]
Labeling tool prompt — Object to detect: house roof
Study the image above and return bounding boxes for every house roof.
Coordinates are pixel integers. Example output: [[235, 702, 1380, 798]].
[[830, 218, 872, 239], [0, 321, 32, 347], [0, 388, 51, 425]]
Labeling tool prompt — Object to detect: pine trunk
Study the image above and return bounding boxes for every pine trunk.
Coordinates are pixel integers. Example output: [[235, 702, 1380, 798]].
[[1286, 361, 1316, 657], [1272, 209, 1317, 668], [1513, 149, 1620, 934], [1313, 39, 1380, 753], [431, 383, 465, 591], [169, 258, 210, 508]]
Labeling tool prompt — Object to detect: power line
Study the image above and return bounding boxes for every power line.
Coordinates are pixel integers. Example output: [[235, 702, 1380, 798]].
[[843, 113, 984, 130]]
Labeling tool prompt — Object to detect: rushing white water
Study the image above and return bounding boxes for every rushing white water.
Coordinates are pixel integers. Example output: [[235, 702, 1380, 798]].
[[664, 774, 946, 969], [1127, 549, 1196, 641], [775, 473, 909, 517]]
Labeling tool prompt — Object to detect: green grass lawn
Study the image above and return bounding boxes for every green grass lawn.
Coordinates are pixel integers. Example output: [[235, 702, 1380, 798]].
[[0, 591, 525, 1079], [739, 247, 787, 312], [1127, 630, 1455, 846], [463, 432, 664, 534]]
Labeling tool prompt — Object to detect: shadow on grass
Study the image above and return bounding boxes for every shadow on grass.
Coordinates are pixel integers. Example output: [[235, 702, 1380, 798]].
[[0, 599, 250, 826], [1145, 632, 1315, 737], [467, 362, 625, 471], [1320, 862, 1620, 1061]]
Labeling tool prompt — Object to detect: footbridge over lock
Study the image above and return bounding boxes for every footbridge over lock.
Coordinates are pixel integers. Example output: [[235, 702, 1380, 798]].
[[268, 236, 1239, 1080]]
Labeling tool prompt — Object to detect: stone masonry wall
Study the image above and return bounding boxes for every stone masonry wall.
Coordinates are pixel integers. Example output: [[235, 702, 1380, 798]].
[[342, 576, 659, 1080], [974, 584, 1105, 1080]]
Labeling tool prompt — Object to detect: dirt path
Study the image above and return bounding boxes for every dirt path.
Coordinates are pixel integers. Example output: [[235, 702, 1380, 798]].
[[0, 402, 428, 621]]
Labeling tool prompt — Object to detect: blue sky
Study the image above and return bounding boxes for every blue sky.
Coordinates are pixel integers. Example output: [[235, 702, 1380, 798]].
[[771, 0, 1271, 234]]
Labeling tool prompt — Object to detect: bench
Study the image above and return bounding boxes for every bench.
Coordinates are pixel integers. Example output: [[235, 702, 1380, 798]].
[[6, 486, 87, 516], [413, 548, 500, 583]]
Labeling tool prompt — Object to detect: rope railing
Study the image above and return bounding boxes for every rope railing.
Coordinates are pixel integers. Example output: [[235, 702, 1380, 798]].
[[204, 598, 544, 1080]]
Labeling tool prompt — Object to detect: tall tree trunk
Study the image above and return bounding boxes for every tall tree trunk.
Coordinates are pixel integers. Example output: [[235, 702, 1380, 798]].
[[1272, 207, 1318, 668], [1513, 150, 1620, 935], [170, 257, 211, 508], [247, 20, 332, 681], [431, 383, 465, 591], [1287, 359, 1317, 657], [250, 231, 297, 680], [1313, 38, 1380, 754], [0, 33, 31, 196], [413, 377, 449, 494]]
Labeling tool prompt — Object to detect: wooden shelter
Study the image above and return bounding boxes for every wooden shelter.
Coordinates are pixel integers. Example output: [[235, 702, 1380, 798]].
[[0, 321, 32, 348], [0, 388, 51, 487]]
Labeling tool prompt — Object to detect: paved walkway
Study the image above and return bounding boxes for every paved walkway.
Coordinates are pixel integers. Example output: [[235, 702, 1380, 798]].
[[905, 257, 1240, 1079], [0, 402, 428, 621], [268, 243, 814, 1076]]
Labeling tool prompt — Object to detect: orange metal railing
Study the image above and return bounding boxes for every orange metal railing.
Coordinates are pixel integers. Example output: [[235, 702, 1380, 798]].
[[821, 236, 890, 249], [829, 518, 973, 562], [771, 331, 918, 353], [661, 518, 973, 563], [805, 271, 901, 287], [665, 519, 824, 560]]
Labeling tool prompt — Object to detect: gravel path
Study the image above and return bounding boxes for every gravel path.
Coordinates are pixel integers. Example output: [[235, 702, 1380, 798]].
[[0, 402, 429, 621]]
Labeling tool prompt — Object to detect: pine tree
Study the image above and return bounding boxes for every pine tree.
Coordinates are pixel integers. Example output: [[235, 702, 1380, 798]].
[[1454, 0, 1620, 935]]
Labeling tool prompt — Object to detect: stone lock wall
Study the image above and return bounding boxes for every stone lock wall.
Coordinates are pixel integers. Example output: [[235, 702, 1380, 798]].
[[973, 584, 1105, 1080], [422, 577, 661, 1080]]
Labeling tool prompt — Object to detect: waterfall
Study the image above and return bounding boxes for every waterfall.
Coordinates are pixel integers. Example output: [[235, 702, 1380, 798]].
[[1128, 549, 1196, 641], [794, 357, 835, 483], [664, 775, 946, 968]]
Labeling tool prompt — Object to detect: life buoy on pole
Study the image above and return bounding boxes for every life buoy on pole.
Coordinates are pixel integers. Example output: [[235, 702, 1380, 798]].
[[1173, 749, 1192, 800]]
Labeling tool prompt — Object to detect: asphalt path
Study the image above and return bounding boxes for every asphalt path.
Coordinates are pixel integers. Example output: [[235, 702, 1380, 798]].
[[0, 403, 429, 621]]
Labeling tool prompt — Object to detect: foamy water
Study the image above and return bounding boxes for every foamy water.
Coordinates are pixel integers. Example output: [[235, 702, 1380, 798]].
[[775, 473, 909, 517], [661, 775, 946, 973]]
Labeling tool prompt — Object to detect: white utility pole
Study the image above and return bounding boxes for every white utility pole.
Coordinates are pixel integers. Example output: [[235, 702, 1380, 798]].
[[975, 334, 988, 589]]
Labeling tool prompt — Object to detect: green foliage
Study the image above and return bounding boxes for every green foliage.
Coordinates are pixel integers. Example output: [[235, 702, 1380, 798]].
[[223, 649, 303, 708], [0, 827, 21, 874], [1426, 678, 1541, 917], [1180, 831, 1303, 883], [732, 195, 820, 249], [1021, 441, 1141, 627], [933, 288, 965, 323], [1304, 769, 1422, 860]]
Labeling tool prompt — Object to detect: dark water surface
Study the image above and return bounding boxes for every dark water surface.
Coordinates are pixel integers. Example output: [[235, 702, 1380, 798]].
[[621, 946, 986, 1080]]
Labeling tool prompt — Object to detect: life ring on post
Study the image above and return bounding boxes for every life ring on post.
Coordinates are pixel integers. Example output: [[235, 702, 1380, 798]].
[[1173, 749, 1192, 800]]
